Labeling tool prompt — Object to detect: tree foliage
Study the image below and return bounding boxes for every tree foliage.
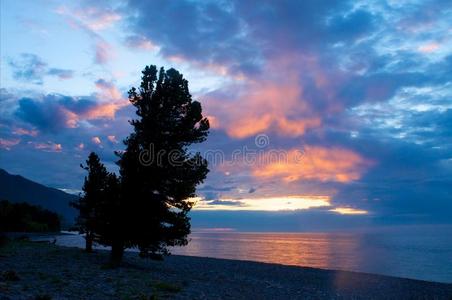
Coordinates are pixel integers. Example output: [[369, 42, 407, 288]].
[[0, 200, 60, 232], [116, 65, 210, 259], [73, 65, 210, 264], [71, 152, 109, 252]]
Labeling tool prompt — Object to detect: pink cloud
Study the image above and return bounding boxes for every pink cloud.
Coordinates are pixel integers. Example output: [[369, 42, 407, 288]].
[[125, 35, 157, 51], [418, 42, 440, 53], [107, 135, 118, 143], [94, 79, 122, 101], [32, 141, 62, 152], [81, 79, 129, 120], [59, 80, 129, 128], [199, 52, 351, 139], [62, 109, 80, 128], [91, 136, 101, 145], [251, 146, 373, 183], [56, 6, 121, 32], [95, 40, 114, 65], [205, 76, 321, 138], [56, 6, 117, 65], [0, 138, 20, 150], [12, 128, 38, 136]]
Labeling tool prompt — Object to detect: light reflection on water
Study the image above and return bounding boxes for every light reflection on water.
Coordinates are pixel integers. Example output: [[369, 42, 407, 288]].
[[41, 225, 452, 283], [172, 232, 362, 271]]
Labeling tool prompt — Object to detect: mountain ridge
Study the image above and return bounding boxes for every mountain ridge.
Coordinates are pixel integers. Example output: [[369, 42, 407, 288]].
[[0, 168, 77, 226]]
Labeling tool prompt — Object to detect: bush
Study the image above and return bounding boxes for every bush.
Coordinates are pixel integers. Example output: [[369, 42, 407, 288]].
[[1, 270, 20, 281], [0, 200, 60, 232]]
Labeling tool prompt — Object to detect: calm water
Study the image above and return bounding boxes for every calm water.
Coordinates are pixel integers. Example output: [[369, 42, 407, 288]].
[[43, 225, 452, 283]]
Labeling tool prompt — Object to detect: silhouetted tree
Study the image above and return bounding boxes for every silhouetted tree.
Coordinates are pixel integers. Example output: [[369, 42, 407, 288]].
[[71, 152, 108, 252], [92, 172, 125, 264], [114, 65, 209, 264]]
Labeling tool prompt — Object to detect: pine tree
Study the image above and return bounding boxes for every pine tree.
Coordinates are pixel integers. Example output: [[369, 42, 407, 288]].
[[93, 172, 124, 264], [114, 65, 210, 264], [71, 152, 108, 252]]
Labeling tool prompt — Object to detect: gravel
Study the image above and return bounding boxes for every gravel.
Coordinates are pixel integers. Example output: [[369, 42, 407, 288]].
[[1, 240, 451, 299]]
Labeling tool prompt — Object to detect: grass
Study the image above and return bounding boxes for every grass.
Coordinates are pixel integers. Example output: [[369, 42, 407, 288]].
[[34, 294, 52, 300], [153, 281, 182, 293], [1, 270, 20, 281]]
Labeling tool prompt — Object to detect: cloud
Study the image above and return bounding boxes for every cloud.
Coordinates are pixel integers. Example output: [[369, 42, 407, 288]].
[[326, 9, 376, 41], [13, 82, 128, 132], [8, 53, 47, 84], [322, 119, 452, 223], [125, 0, 262, 76], [12, 128, 38, 137], [418, 42, 440, 53], [198, 185, 234, 192], [330, 207, 368, 215], [31, 141, 62, 152], [126, 0, 451, 149], [55, 5, 121, 32], [94, 40, 114, 65], [8, 53, 75, 84], [207, 199, 245, 207], [2, 0, 451, 228], [94, 79, 123, 101], [195, 195, 331, 211], [0, 138, 20, 150], [15, 96, 80, 131], [204, 72, 322, 138], [107, 135, 117, 143], [125, 35, 157, 51], [56, 5, 116, 65], [251, 146, 372, 183], [91, 136, 101, 145], [47, 68, 74, 80]]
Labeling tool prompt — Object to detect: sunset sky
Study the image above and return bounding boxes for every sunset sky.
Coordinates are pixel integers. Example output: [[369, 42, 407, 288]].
[[1, 0, 451, 231]]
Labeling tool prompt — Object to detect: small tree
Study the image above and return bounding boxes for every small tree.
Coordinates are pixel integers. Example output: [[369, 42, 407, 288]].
[[93, 172, 125, 264], [114, 65, 210, 264], [71, 152, 108, 252]]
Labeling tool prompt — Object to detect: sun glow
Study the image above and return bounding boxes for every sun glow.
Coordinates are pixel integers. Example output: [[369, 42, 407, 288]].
[[329, 207, 368, 215], [194, 195, 331, 211]]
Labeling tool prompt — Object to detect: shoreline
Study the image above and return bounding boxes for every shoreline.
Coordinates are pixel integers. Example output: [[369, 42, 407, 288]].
[[23, 231, 452, 284], [1, 240, 452, 299]]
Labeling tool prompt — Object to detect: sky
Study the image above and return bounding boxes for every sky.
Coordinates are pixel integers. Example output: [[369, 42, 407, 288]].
[[1, 0, 451, 231]]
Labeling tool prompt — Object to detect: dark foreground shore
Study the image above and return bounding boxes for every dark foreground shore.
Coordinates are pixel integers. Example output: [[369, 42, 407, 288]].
[[1, 240, 451, 299]]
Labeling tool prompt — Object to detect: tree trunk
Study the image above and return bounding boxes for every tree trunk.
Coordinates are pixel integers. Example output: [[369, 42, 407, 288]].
[[110, 239, 124, 267], [85, 233, 93, 252]]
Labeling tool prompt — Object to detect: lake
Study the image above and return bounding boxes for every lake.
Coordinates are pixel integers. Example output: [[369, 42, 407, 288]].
[[42, 225, 452, 283]]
